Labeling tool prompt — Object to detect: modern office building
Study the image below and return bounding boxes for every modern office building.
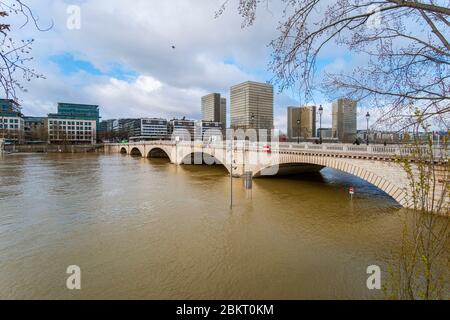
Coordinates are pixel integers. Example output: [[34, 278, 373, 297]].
[[0, 99, 24, 142], [0, 116, 25, 142], [230, 81, 274, 132], [114, 118, 168, 140], [0, 99, 21, 114], [23, 116, 47, 142], [357, 130, 401, 144], [332, 98, 357, 142], [168, 118, 196, 141], [287, 106, 317, 140], [45, 117, 96, 144], [99, 119, 115, 134], [98, 119, 117, 142], [317, 128, 333, 139], [201, 93, 227, 128], [116, 118, 136, 138], [112, 119, 119, 133], [125, 119, 144, 138], [220, 97, 227, 127], [195, 121, 223, 142], [202, 93, 219, 122], [57, 103, 100, 130], [46, 102, 99, 144], [130, 118, 169, 141]]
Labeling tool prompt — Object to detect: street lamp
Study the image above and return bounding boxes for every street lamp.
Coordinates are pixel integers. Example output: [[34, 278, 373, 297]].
[[366, 112, 371, 146], [318, 105, 323, 144], [175, 136, 180, 164], [297, 119, 301, 144], [229, 138, 238, 209]]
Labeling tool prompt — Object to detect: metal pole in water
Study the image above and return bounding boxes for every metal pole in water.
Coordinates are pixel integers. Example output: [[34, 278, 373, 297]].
[[244, 171, 253, 190], [244, 171, 253, 200]]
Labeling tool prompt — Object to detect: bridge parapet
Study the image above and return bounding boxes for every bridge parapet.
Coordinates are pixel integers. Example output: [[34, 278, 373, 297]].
[[280, 143, 447, 158], [105, 141, 448, 159]]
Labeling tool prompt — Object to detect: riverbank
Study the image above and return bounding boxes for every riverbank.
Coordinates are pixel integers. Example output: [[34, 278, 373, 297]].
[[3, 144, 104, 154]]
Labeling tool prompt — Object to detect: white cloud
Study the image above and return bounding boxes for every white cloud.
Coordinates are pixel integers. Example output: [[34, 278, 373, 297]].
[[132, 76, 162, 94], [86, 75, 207, 119], [5, 0, 370, 132]]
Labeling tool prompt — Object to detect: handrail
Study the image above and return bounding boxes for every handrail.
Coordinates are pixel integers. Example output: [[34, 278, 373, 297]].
[[105, 141, 448, 158]]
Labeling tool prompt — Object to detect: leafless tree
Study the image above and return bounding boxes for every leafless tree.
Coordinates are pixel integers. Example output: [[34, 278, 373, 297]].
[[217, 0, 449, 130], [0, 1, 51, 101]]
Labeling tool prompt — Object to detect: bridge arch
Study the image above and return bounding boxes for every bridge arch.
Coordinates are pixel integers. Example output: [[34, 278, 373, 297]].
[[179, 151, 231, 173], [120, 147, 127, 154], [252, 153, 410, 207], [147, 147, 171, 161], [130, 147, 143, 157]]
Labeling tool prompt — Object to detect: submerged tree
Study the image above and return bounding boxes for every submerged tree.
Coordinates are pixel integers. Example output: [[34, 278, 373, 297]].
[[0, 0, 51, 100], [386, 114, 449, 300], [217, 0, 449, 130]]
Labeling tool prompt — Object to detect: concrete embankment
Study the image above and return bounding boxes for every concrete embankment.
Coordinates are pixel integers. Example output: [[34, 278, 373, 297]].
[[3, 144, 104, 154]]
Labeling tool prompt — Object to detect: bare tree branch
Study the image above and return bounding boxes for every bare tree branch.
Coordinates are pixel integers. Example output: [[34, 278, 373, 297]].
[[218, 0, 450, 130], [0, 0, 51, 101]]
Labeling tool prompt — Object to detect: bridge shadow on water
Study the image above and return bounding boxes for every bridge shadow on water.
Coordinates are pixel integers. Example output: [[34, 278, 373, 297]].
[[255, 168, 401, 209]]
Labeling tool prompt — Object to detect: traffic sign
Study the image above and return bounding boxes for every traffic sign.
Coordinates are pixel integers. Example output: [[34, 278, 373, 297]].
[[263, 145, 271, 153]]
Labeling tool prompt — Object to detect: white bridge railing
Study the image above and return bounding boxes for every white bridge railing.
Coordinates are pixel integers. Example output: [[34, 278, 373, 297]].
[[107, 141, 448, 158]]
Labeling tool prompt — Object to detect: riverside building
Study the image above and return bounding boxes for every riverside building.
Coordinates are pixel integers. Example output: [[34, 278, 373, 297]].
[[0, 99, 24, 143], [46, 102, 99, 145], [230, 81, 274, 133], [332, 98, 357, 143], [287, 106, 317, 141]]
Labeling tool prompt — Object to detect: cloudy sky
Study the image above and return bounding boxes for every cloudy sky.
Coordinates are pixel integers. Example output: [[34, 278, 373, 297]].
[[6, 0, 376, 132]]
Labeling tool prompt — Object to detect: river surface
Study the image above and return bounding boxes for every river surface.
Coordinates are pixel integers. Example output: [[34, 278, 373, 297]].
[[0, 153, 447, 299]]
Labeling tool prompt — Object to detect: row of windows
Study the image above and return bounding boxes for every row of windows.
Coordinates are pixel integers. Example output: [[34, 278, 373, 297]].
[[49, 135, 93, 140], [142, 129, 168, 133], [142, 121, 167, 125], [49, 120, 93, 126], [0, 118, 20, 123], [142, 125, 168, 128], [0, 124, 20, 129], [49, 125, 93, 131], [49, 131, 93, 136]]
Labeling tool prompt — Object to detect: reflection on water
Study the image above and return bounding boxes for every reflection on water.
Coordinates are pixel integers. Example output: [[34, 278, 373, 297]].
[[0, 153, 447, 299]]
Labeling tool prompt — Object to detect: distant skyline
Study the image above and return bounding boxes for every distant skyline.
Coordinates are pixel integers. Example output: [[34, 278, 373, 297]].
[[7, 0, 385, 131]]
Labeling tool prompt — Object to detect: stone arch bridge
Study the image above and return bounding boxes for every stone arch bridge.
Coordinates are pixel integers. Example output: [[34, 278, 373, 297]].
[[104, 141, 448, 210]]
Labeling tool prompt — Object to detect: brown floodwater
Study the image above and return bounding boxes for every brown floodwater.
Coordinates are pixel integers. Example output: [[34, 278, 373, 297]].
[[0, 153, 447, 299]]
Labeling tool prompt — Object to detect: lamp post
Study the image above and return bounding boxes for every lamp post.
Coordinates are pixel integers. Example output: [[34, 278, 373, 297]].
[[230, 138, 233, 208], [318, 105, 323, 144], [175, 135, 180, 164], [229, 138, 237, 209], [297, 119, 301, 144], [366, 112, 370, 146], [241, 113, 256, 173]]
